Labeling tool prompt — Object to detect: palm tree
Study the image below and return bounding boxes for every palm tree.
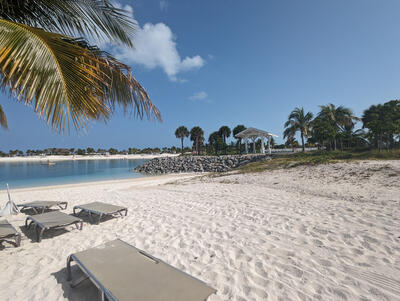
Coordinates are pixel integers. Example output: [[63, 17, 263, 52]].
[[218, 126, 231, 143], [175, 126, 189, 154], [208, 131, 222, 155], [284, 107, 313, 152], [190, 126, 204, 155], [318, 103, 356, 150], [0, 1, 160, 132], [233, 125, 246, 154]]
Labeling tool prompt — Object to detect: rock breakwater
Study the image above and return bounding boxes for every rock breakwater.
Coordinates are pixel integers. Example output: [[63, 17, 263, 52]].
[[134, 154, 269, 174]]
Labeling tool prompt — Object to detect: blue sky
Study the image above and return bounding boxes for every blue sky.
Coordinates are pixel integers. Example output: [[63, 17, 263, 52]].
[[1, 0, 400, 151]]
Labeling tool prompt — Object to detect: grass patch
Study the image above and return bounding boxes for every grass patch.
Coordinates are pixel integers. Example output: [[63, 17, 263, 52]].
[[236, 149, 400, 174]]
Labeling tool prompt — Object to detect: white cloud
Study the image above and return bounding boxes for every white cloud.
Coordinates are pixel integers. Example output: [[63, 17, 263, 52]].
[[189, 91, 208, 101], [112, 2, 134, 16], [115, 23, 204, 81], [160, 0, 168, 11]]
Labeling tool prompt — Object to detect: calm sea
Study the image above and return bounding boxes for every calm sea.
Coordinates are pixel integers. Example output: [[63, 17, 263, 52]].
[[0, 159, 148, 190]]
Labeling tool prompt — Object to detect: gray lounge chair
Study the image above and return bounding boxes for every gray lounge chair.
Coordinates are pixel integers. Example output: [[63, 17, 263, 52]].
[[73, 202, 127, 224], [25, 211, 82, 242], [18, 201, 68, 214], [0, 220, 21, 247], [67, 239, 216, 301]]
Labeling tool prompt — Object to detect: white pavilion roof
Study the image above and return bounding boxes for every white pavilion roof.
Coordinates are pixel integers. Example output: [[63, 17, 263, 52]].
[[235, 127, 278, 139]]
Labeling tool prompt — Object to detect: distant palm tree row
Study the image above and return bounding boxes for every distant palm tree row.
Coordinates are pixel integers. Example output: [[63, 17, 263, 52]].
[[175, 125, 247, 155], [284, 100, 400, 151]]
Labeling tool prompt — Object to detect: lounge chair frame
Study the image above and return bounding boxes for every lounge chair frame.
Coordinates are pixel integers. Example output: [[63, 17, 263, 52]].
[[25, 213, 82, 242], [73, 204, 128, 225], [18, 201, 68, 214], [0, 220, 21, 247], [66, 239, 216, 301], [67, 253, 114, 301]]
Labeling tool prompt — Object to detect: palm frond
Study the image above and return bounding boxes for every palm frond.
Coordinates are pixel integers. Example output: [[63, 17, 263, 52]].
[[0, 0, 135, 46], [0, 20, 159, 132], [0, 104, 7, 129]]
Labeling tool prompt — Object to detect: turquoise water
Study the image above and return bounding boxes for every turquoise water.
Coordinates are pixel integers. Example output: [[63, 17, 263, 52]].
[[0, 159, 148, 190]]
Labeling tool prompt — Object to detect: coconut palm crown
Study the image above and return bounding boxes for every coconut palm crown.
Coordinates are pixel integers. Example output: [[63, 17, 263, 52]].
[[284, 107, 313, 152], [0, 0, 160, 132], [218, 126, 231, 143], [317, 103, 357, 149], [175, 126, 189, 153], [190, 126, 204, 155]]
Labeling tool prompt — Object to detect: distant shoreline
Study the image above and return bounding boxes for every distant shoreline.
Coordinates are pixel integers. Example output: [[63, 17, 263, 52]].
[[0, 153, 178, 163], [0, 172, 197, 192]]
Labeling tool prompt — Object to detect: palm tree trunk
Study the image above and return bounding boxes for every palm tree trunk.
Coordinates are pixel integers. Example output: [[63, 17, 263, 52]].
[[301, 133, 305, 152], [181, 138, 184, 154]]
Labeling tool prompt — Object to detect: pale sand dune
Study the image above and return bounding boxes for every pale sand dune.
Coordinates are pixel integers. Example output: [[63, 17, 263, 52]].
[[0, 161, 399, 300]]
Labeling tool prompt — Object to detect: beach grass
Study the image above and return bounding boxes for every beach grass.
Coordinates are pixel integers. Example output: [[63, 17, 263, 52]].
[[236, 149, 400, 173]]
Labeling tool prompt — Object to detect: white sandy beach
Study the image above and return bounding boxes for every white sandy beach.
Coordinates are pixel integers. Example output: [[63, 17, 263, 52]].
[[0, 160, 399, 301], [0, 153, 178, 163]]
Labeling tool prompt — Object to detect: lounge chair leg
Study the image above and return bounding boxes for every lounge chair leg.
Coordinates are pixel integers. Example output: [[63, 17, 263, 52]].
[[67, 255, 74, 281], [125, 209, 128, 216], [76, 221, 83, 230], [26, 219, 34, 230], [15, 234, 21, 247], [36, 227, 45, 242], [88, 212, 94, 223]]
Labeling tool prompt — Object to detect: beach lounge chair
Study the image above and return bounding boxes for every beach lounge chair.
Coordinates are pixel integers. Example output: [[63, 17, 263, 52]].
[[67, 239, 216, 301], [0, 220, 21, 247], [18, 200, 68, 214], [25, 211, 82, 242], [73, 202, 127, 224]]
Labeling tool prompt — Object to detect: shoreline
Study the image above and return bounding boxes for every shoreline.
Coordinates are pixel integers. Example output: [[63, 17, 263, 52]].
[[0, 153, 178, 163], [0, 172, 198, 193]]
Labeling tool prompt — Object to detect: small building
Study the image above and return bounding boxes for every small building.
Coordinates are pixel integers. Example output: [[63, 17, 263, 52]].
[[235, 127, 278, 154]]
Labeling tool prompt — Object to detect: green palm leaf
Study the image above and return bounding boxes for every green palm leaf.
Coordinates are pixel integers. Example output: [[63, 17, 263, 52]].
[[0, 19, 160, 132], [0, 0, 135, 46], [0, 104, 7, 128]]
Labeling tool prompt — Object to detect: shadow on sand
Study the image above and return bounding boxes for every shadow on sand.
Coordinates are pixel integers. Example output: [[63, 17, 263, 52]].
[[52, 266, 100, 301], [19, 225, 69, 243]]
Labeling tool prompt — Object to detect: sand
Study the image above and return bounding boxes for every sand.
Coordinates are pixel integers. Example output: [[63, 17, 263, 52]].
[[0, 160, 399, 301]]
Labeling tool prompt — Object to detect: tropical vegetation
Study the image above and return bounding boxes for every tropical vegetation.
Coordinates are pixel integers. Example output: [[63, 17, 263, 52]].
[[283, 107, 313, 152], [190, 126, 204, 155], [285, 100, 399, 152], [175, 126, 189, 154], [0, 0, 160, 132], [362, 100, 400, 151], [208, 131, 226, 155], [233, 125, 246, 154]]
